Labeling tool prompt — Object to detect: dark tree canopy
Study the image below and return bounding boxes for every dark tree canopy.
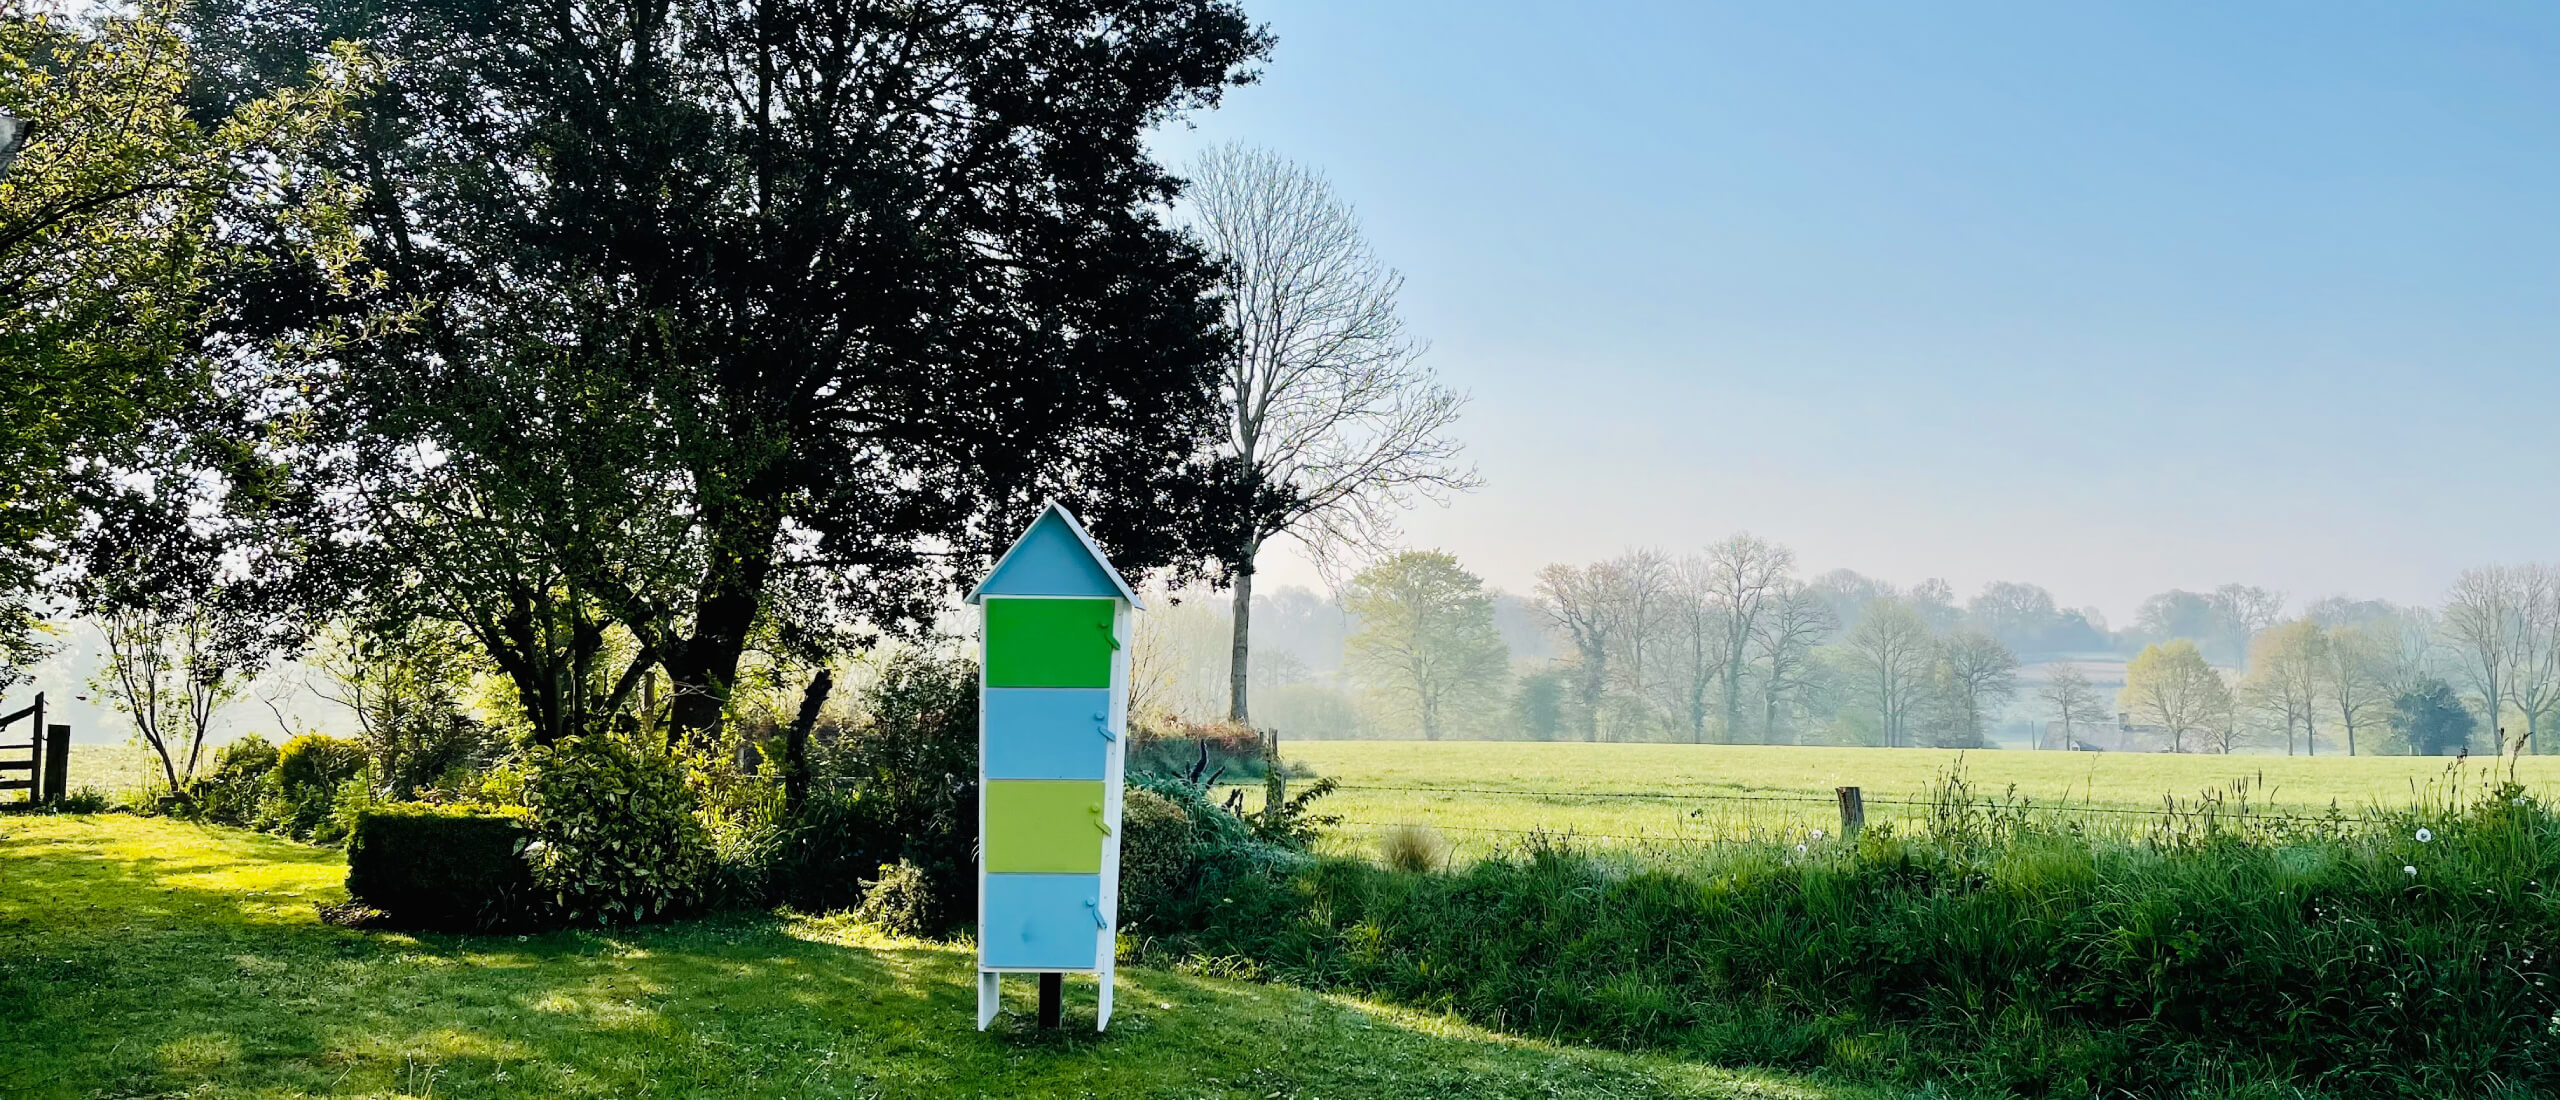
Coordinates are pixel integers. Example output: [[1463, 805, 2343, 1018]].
[[2392, 678, 2477, 758], [186, 0, 1270, 741]]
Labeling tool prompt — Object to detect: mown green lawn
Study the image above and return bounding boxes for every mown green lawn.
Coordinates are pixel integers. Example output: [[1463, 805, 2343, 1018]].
[[0, 814, 1891, 1100], [1281, 741, 2558, 856]]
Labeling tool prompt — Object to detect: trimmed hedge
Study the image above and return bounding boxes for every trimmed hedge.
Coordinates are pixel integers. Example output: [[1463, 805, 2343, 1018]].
[[345, 804, 536, 931]]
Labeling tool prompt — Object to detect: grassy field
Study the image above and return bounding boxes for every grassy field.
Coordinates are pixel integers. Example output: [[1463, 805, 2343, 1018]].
[[1276, 741, 2560, 857], [0, 813, 1895, 1100], [58, 741, 164, 796]]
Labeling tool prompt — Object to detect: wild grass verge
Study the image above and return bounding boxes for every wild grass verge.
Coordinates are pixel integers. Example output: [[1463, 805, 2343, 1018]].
[[1142, 760, 2560, 1099]]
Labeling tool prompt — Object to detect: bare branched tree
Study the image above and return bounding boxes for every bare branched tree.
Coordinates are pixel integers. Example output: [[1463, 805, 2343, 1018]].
[[1604, 549, 1675, 738], [1663, 555, 1728, 744], [1535, 561, 1618, 742], [1185, 143, 1476, 724], [2446, 566, 2526, 754], [2320, 623, 2390, 756], [1845, 601, 1935, 748], [1751, 583, 1835, 744], [1704, 534, 1793, 742], [2039, 664, 2100, 750], [94, 607, 238, 792], [2509, 565, 2560, 755]]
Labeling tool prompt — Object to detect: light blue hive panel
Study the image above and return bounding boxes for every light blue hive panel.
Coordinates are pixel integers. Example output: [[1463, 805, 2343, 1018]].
[[984, 688, 1113, 780], [981, 873, 1104, 970], [977, 508, 1128, 599]]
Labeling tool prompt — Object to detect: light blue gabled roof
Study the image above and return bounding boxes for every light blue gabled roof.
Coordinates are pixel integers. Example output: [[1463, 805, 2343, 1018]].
[[966, 500, 1143, 607]]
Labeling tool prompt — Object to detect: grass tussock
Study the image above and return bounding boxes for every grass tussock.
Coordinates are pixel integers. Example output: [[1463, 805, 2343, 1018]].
[[1153, 761, 2560, 1099], [1378, 823, 1449, 873]]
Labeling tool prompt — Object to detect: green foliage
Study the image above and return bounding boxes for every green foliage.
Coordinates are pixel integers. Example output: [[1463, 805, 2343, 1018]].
[[2120, 639, 2234, 753], [1345, 551, 1511, 741], [185, 0, 1269, 748], [322, 625, 496, 797], [264, 733, 365, 838], [778, 653, 979, 930], [1116, 788, 1199, 928], [1249, 775, 1342, 848], [0, 8, 367, 674], [194, 734, 277, 825], [1508, 668, 1568, 741], [344, 803, 534, 931], [522, 734, 713, 925], [2394, 678, 2477, 757], [1165, 784, 2560, 1097], [1120, 774, 1311, 937], [851, 859, 939, 940]]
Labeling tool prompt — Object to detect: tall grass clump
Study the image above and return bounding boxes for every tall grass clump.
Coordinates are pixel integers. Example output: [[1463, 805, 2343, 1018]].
[[1152, 761, 2560, 1099]]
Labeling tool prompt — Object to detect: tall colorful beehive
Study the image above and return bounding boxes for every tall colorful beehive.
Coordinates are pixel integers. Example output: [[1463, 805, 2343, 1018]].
[[968, 501, 1139, 1031]]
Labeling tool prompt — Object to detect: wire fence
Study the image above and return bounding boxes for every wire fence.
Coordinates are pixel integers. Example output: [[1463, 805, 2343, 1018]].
[[1200, 777, 2380, 854], [1313, 781, 2352, 824]]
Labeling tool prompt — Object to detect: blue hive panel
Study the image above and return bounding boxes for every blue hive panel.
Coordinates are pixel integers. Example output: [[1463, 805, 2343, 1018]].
[[984, 688, 1113, 780], [981, 872, 1104, 970], [976, 509, 1129, 600]]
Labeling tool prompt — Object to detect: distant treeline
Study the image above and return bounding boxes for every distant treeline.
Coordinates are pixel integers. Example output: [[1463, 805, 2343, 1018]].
[[1144, 540, 2551, 758]]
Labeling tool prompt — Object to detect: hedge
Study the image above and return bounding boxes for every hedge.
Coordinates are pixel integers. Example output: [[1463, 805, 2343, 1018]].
[[345, 804, 537, 931]]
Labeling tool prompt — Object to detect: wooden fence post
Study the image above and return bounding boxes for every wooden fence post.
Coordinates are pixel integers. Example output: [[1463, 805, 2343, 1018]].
[[1835, 786, 1864, 837], [42, 724, 68, 803]]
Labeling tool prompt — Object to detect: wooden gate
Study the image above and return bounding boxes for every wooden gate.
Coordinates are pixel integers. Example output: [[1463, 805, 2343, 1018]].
[[0, 692, 70, 804]]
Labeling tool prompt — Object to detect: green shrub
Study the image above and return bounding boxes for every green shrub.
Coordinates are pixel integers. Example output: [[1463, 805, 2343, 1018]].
[[314, 775, 375, 846], [1117, 787, 1199, 928], [345, 804, 536, 931], [1119, 774, 1309, 936], [782, 652, 978, 931], [197, 736, 279, 826], [53, 787, 112, 814], [269, 734, 367, 838], [522, 734, 713, 925], [773, 787, 897, 913], [373, 713, 499, 800], [853, 859, 938, 939]]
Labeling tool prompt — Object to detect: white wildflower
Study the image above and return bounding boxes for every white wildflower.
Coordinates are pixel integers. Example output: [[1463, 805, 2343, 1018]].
[[2404, 865, 2418, 876], [2415, 827, 2434, 844]]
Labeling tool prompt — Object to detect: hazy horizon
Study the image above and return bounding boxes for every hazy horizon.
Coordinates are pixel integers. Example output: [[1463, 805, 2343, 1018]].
[[1152, 1, 2560, 621]]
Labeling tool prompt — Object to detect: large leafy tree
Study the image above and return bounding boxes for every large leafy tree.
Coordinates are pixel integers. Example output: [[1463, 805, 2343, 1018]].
[[190, 0, 1270, 743], [0, 4, 363, 681], [1345, 550, 1508, 741]]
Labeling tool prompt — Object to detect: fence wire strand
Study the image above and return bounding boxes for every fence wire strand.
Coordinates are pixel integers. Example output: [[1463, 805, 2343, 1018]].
[[1275, 781, 2355, 828]]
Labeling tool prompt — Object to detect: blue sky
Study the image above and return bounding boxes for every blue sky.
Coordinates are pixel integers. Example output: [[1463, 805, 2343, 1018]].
[[1151, 1, 2559, 622]]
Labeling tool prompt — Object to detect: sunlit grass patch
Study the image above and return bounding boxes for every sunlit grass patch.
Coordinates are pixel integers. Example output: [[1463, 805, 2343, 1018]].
[[0, 814, 1898, 1100]]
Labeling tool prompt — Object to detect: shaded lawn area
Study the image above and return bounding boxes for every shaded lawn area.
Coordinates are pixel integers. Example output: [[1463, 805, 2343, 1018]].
[[0, 815, 1887, 1100]]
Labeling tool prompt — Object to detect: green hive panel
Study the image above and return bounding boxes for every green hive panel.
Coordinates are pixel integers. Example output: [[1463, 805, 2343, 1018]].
[[984, 598, 1116, 688], [983, 779, 1107, 873]]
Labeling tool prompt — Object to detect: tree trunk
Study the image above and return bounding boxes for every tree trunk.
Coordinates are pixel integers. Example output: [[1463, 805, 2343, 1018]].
[[1721, 660, 1743, 748], [664, 500, 784, 749], [784, 668, 831, 814], [1227, 545, 1256, 724]]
